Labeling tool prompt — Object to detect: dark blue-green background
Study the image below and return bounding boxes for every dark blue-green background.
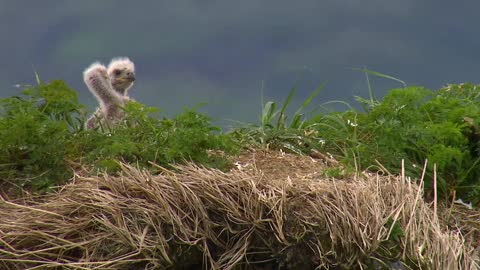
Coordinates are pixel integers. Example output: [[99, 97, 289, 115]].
[[1, 1, 479, 126]]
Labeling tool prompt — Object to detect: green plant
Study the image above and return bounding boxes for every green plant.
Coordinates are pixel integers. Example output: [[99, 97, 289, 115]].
[[237, 82, 327, 154], [0, 80, 240, 192], [69, 102, 240, 175], [322, 84, 480, 204], [0, 80, 84, 190], [239, 72, 480, 205]]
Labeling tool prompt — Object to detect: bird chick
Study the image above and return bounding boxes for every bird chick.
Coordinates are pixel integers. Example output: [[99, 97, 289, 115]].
[[84, 62, 126, 129], [107, 57, 136, 98]]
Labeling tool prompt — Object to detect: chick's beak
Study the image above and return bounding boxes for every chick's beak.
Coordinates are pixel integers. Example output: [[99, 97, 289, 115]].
[[126, 73, 136, 82]]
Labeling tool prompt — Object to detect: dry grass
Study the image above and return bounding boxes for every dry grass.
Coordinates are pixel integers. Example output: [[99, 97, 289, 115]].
[[0, 150, 478, 269]]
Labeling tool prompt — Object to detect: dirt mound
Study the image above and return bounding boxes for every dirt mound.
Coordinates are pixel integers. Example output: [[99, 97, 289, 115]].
[[0, 151, 478, 269]]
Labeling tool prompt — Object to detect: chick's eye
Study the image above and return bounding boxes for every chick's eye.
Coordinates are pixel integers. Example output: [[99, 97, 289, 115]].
[[114, 70, 121, 76]]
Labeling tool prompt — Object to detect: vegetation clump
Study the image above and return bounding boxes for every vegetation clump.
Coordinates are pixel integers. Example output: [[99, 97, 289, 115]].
[[352, 84, 480, 204], [239, 81, 480, 206], [0, 81, 238, 192]]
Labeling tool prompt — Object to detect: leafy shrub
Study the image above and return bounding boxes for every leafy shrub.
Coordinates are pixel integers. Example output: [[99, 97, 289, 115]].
[[361, 84, 479, 203], [313, 84, 480, 204], [76, 102, 239, 171], [239, 82, 480, 205], [0, 80, 84, 190], [0, 81, 239, 192]]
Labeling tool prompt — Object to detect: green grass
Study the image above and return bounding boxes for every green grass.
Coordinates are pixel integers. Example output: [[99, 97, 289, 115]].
[[0, 76, 479, 206]]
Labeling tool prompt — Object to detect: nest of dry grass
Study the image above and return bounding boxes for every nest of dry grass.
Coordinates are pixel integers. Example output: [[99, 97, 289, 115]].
[[0, 151, 478, 269]]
